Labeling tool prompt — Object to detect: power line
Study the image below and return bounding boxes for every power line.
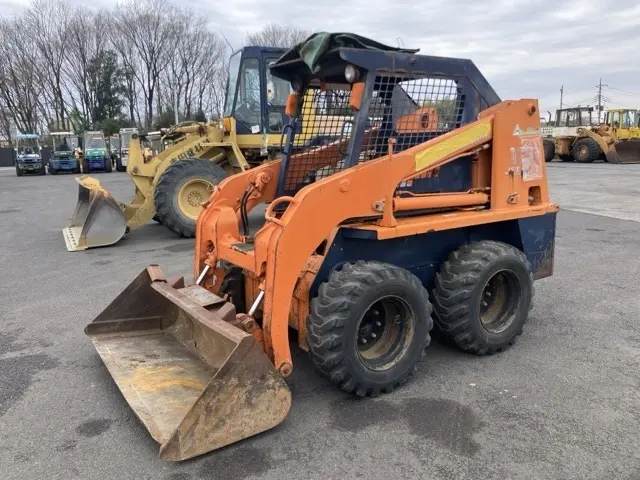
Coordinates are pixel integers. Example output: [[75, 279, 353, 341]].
[[605, 85, 640, 98]]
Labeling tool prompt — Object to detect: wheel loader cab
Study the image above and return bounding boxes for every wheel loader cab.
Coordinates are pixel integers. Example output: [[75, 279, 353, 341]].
[[223, 46, 293, 139]]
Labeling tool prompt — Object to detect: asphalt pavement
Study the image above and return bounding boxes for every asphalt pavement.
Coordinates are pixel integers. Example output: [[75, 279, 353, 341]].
[[1, 161, 639, 480]]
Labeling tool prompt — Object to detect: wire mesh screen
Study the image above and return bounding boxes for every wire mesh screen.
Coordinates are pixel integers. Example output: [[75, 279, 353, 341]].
[[282, 74, 465, 195], [284, 87, 355, 193], [361, 74, 464, 160]]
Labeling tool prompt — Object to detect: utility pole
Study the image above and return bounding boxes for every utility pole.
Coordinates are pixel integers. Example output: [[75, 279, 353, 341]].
[[597, 78, 603, 113], [560, 85, 563, 109]]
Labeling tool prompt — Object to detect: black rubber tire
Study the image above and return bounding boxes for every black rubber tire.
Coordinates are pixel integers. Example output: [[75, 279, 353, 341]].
[[572, 138, 600, 163], [48, 166, 58, 175], [82, 159, 90, 173], [543, 139, 555, 162], [116, 157, 125, 172], [15, 166, 22, 177], [152, 215, 162, 224], [154, 158, 228, 238], [307, 261, 433, 397], [104, 157, 112, 172], [73, 165, 81, 174], [219, 263, 246, 314], [431, 241, 534, 355]]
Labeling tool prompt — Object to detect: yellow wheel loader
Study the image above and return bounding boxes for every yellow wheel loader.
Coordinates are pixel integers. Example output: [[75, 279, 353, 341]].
[[63, 45, 296, 252], [576, 108, 640, 164], [82, 33, 558, 461]]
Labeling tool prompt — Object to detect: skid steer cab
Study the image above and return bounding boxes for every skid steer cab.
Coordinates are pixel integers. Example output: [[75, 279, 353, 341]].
[[62, 45, 294, 252], [84, 32, 559, 461]]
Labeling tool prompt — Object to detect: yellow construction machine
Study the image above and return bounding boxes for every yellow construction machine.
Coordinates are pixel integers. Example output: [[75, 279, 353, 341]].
[[83, 33, 558, 461], [542, 106, 640, 163], [63, 46, 295, 251], [577, 108, 640, 163]]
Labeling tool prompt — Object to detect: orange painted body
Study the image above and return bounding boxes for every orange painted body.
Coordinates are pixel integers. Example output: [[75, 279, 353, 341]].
[[194, 99, 559, 376]]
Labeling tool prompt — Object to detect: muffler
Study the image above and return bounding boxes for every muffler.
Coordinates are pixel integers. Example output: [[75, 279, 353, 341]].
[[62, 176, 128, 251], [84, 266, 292, 461]]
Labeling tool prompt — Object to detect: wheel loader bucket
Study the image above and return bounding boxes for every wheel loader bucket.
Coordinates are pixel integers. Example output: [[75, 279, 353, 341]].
[[84, 266, 292, 461], [608, 140, 640, 164], [62, 176, 128, 251]]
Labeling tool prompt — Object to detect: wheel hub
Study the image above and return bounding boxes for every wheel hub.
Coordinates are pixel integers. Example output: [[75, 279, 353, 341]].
[[356, 296, 415, 371], [177, 179, 215, 220], [479, 270, 520, 334]]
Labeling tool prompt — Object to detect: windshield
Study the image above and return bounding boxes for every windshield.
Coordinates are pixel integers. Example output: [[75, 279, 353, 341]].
[[53, 135, 73, 151], [234, 58, 261, 129], [580, 109, 592, 126], [85, 133, 105, 149], [622, 110, 638, 128], [223, 51, 242, 117], [121, 133, 132, 149], [17, 138, 40, 154]]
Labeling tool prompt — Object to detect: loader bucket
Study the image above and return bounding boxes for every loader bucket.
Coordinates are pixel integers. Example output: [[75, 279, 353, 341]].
[[608, 140, 640, 164], [84, 266, 292, 461], [62, 176, 128, 251]]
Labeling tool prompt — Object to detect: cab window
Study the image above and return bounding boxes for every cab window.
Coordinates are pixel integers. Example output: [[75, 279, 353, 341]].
[[234, 58, 262, 130]]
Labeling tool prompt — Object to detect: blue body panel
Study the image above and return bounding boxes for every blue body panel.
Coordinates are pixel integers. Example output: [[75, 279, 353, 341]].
[[310, 213, 557, 298], [86, 155, 108, 170], [50, 156, 77, 170]]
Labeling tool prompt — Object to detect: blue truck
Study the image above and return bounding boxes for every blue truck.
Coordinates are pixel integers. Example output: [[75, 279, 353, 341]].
[[81, 131, 112, 173], [48, 132, 80, 174], [15, 133, 46, 176]]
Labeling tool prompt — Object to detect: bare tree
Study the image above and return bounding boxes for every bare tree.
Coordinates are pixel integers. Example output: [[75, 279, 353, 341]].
[[66, 8, 111, 123], [24, 0, 73, 130], [159, 12, 227, 121], [0, 18, 47, 134], [245, 23, 310, 48], [112, 0, 178, 128]]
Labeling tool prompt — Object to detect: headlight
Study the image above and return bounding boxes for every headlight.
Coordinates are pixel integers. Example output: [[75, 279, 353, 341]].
[[345, 64, 360, 83]]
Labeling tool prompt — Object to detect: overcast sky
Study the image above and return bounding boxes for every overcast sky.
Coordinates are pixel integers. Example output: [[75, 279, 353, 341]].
[[3, 0, 640, 116]]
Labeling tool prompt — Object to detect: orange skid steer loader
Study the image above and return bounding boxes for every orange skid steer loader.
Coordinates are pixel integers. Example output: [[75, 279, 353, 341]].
[[84, 33, 559, 461]]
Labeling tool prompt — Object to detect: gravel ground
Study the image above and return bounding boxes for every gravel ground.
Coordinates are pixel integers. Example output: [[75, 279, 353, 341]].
[[0, 162, 639, 480]]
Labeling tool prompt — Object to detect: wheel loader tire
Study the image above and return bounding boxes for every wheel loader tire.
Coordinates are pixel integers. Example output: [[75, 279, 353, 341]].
[[154, 158, 228, 238], [431, 240, 534, 355], [152, 214, 162, 224], [543, 139, 555, 162], [572, 138, 600, 163], [307, 261, 433, 397]]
